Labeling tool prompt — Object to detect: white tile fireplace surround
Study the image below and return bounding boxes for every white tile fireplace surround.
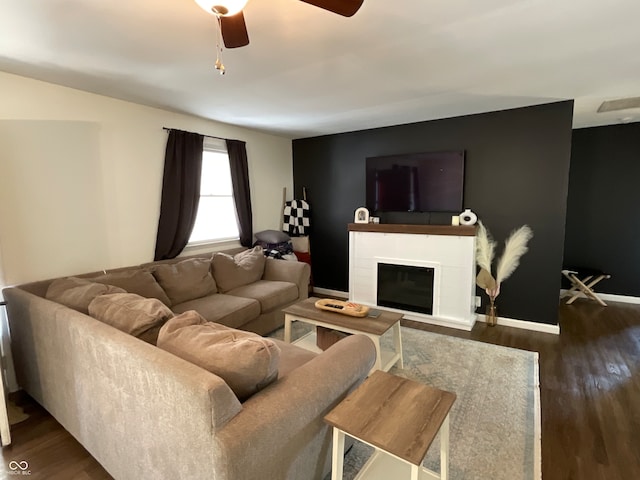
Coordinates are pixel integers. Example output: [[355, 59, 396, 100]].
[[348, 224, 477, 330]]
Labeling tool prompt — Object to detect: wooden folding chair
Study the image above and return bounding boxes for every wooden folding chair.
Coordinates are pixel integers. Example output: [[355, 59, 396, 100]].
[[562, 268, 611, 306]]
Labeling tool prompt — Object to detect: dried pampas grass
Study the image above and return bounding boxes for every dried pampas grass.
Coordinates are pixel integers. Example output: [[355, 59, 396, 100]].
[[475, 221, 496, 272], [496, 225, 533, 284], [475, 221, 533, 301]]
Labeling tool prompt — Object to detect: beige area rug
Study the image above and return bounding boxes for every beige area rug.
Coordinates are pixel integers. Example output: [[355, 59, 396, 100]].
[[271, 324, 541, 480]]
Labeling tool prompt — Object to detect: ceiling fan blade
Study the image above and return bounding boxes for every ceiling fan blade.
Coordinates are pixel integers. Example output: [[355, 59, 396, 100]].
[[220, 11, 250, 48], [299, 0, 364, 17]]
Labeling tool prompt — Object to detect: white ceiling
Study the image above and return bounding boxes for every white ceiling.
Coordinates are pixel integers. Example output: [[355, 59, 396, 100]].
[[1, 0, 640, 139]]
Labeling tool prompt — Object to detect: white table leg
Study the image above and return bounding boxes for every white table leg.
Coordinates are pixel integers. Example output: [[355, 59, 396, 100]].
[[332, 427, 345, 480], [410, 464, 420, 480], [440, 413, 450, 480], [370, 335, 383, 372], [284, 314, 292, 343], [393, 321, 404, 369]]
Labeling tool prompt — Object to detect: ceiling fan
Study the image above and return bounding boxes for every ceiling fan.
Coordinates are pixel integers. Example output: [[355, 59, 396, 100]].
[[194, 0, 364, 48]]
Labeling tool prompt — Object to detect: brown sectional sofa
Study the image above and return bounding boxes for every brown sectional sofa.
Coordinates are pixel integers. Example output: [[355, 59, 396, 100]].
[[4, 247, 377, 480]]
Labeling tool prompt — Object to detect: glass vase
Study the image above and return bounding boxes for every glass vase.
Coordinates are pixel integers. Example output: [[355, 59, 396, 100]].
[[486, 300, 498, 327]]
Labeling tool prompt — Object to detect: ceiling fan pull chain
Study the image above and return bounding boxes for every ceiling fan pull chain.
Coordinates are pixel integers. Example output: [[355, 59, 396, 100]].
[[214, 15, 226, 75]]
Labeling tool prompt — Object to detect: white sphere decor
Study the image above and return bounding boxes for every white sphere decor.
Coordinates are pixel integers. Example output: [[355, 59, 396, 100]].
[[459, 208, 478, 226]]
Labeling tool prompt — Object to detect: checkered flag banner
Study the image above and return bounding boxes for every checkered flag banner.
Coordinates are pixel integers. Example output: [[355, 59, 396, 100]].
[[283, 199, 310, 236]]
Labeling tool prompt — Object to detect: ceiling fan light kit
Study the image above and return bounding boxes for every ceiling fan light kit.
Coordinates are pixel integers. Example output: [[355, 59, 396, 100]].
[[194, 0, 249, 17], [193, 0, 364, 73], [194, 0, 364, 49]]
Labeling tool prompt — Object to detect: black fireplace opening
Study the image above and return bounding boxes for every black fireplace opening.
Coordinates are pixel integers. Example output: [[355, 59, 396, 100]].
[[377, 263, 434, 315]]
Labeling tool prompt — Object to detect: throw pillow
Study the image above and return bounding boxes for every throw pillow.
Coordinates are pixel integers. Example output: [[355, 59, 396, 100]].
[[91, 269, 172, 306], [211, 246, 266, 293], [88, 293, 174, 344], [151, 258, 217, 305], [157, 310, 280, 401], [254, 230, 291, 244], [46, 277, 126, 314], [290, 236, 310, 253]]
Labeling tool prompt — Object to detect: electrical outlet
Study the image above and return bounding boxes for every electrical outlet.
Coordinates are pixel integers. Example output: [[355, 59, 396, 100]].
[[475, 296, 481, 308]]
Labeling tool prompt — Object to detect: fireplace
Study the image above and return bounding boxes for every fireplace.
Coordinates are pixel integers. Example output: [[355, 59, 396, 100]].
[[377, 263, 434, 315], [348, 223, 477, 330]]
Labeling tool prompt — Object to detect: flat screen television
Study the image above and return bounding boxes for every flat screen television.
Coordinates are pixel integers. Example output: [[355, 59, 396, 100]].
[[366, 151, 465, 213]]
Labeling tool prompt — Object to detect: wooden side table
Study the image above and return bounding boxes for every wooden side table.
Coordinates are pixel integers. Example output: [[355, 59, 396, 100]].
[[324, 370, 456, 480]]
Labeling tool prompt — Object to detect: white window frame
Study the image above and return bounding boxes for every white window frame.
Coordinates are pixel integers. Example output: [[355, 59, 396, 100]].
[[187, 137, 240, 247]]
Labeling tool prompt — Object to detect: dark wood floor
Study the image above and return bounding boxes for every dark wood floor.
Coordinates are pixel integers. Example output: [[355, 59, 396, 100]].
[[2, 299, 639, 479]]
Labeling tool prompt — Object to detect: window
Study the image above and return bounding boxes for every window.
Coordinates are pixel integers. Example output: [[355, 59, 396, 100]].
[[188, 138, 239, 245]]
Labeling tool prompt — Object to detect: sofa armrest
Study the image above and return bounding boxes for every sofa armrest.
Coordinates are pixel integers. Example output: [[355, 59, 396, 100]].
[[212, 334, 376, 480], [263, 257, 310, 300]]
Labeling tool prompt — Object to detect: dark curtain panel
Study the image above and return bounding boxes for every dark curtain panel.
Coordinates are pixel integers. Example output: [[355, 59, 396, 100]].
[[154, 130, 204, 260], [226, 139, 253, 247]]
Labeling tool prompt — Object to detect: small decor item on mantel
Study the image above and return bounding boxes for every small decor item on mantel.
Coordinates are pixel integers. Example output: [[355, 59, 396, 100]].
[[354, 207, 370, 224], [475, 221, 533, 326], [459, 208, 478, 226]]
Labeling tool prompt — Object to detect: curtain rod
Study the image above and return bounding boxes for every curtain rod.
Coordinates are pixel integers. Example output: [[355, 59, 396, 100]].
[[162, 127, 241, 143]]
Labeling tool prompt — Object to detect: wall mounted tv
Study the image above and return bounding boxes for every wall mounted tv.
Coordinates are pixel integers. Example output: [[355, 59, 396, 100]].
[[366, 151, 465, 213]]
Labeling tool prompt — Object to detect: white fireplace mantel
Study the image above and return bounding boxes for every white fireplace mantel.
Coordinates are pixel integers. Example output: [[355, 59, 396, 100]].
[[348, 224, 477, 331]]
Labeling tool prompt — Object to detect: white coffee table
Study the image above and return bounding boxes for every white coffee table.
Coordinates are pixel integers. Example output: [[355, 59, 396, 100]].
[[282, 298, 404, 373]]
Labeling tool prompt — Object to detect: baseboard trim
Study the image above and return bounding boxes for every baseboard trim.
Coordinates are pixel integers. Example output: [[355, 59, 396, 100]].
[[477, 314, 560, 335], [403, 313, 474, 331], [312, 287, 349, 299], [560, 289, 640, 305], [313, 287, 559, 334]]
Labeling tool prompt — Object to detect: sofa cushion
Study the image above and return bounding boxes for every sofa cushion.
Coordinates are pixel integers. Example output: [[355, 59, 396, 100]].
[[91, 269, 172, 306], [171, 294, 260, 330], [157, 310, 280, 401], [45, 277, 126, 314], [226, 280, 298, 313], [151, 258, 217, 305], [290, 236, 310, 253], [88, 293, 174, 344], [212, 246, 266, 293]]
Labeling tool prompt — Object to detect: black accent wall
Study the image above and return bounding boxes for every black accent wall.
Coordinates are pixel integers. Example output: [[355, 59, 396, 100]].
[[564, 122, 640, 296], [293, 101, 574, 325]]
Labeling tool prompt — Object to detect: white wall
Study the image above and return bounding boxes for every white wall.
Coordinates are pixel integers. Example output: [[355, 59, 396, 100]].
[[0, 71, 293, 286]]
